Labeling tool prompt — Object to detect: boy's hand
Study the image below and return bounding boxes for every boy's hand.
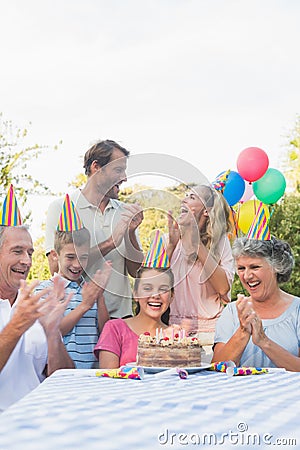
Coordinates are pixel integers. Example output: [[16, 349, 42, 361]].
[[81, 261, 112, 309]]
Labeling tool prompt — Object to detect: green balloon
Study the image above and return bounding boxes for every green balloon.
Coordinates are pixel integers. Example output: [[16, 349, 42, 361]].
[[253, 168, 286, 204]]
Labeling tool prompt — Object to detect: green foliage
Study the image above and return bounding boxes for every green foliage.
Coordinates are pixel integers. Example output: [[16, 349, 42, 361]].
[[282, 114, 300, 193], [68, 173, 87, 189], [231, 193, 300, 300], [0, 113, 60, 279], [269, 194, 300, 297], [28, 236, 51, 281], [120, 183, 185, 252], [0, 113, 59, 221]]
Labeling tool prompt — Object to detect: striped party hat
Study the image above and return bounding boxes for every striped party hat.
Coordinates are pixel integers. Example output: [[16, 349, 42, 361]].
[[57, 194, 83, 231], [211, 169, 231, 193], [0, 184, 22, 226], [143, 230, 170, 268], [247, 201, 270, 240]]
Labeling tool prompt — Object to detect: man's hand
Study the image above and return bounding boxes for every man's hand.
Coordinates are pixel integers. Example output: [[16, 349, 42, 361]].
[[112, 204, 143, 248], [38, 276, 73, 338], [127, 204, 144, 233], [11, 280, 50, 335]]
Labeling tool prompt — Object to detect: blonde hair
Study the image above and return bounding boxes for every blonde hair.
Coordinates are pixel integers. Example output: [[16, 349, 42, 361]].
[[54, 228, 91, 254], [192, 185, 232, 261]]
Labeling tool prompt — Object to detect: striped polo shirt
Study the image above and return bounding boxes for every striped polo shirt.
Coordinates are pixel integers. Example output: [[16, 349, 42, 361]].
[[36, 277, 99, 369]]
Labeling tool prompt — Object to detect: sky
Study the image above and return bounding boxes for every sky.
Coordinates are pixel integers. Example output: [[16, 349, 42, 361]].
[[1, 0, 299, 239]]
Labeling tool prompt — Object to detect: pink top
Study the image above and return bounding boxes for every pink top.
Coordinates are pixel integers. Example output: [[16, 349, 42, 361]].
[[94, 319, 139, 366], [169, 235, 235, 333]]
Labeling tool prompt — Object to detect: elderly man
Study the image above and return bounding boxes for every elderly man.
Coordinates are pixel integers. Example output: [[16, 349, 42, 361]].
[[0, 225, 74, 412], [45, 139, 144, 319]]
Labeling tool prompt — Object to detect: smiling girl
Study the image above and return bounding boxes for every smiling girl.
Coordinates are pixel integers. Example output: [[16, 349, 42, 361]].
[[94, 266, 175, 368]]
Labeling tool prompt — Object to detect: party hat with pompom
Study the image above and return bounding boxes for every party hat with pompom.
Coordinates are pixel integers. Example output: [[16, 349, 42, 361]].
[[247, 201, 270, 240], [143, 230, 170, 268], [0, 184, 22, 226], [57, 194, 83, 231]]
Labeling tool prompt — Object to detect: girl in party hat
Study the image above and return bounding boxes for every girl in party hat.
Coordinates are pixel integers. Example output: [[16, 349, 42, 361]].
[[94, 230, 176, 369], [35, 194, 112, 369]]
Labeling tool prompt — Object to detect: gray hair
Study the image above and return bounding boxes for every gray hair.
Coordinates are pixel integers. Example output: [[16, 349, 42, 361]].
[[232, 236, 294, 283], [0, 225, 30, 249]]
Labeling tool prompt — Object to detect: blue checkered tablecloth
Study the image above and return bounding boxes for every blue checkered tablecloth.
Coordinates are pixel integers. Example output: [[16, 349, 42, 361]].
[[0, 369, 299, 449]]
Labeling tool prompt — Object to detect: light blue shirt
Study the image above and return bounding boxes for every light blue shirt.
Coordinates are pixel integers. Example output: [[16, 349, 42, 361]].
[[36, 277, 99, 369], [214, 297, 300, 368]]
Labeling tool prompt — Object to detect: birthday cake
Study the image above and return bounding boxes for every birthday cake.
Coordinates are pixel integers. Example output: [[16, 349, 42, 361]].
[[137, 332, 202, 368]]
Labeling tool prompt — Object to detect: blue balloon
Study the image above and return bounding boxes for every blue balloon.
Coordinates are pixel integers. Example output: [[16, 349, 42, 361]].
[[222, 170, 245, 206]]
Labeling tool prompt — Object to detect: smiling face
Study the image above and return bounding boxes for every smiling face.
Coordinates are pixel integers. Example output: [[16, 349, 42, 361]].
[[0, 227, 34, 298], [134, 269, 173, 319], [177, 189, 208, 227], [57, 242, 89, 283], [97, 148, 128, 200], [236, 255, 278, 302]]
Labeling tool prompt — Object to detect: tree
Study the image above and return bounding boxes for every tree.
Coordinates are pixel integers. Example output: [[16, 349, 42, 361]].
[[0, 113, 60, 220], [269, 193, 300, 297], [68, 173, 87, 189], [0, 113, 61, 280], [230, 193, 300, 300], [120, 183, 185, 252], [282, 114, 300, 193], [28, 235, 51, 281]]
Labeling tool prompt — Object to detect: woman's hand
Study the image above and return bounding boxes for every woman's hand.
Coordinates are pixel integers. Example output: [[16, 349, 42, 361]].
[[250, 313, 267, 347], [168, 210, 180, 249], [236, 294, 256, 335]]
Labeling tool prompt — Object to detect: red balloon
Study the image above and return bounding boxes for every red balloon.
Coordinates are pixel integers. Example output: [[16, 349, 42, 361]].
[[237, 147, 269, 182]]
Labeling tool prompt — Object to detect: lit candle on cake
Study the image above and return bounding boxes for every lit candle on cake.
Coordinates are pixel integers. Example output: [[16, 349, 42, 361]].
[[155, 328, 159, 342], [159, 328, 163, 340]]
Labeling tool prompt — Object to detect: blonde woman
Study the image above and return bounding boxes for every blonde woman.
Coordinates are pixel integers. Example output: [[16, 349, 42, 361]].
[[167, 184, 235, 342]]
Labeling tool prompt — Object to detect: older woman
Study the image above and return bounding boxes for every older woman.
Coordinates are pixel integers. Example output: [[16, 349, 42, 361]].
[[212, 236, 300, 371], [168, 184, 235, 341]]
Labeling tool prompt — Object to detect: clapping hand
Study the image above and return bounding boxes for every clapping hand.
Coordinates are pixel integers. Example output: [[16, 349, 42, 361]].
[[38, 276, 73, 337], [82, 261, 112, 308], [12, 280, 48, 334], [249, 312, 266, 346], [168, 210, 180, 249], [112, 204, 143, 248], [127, 204, 143, 233], [236, 294, 256, 334]]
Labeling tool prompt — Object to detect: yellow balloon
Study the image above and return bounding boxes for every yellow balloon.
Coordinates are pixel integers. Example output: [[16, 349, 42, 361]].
[[237, 199, 270, 234]]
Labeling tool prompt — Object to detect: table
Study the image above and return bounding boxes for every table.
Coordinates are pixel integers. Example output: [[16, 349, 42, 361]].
[[0, 368, 299, 449]]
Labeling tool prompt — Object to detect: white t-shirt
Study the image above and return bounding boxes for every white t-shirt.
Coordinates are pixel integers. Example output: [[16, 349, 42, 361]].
[[0, 299, 47, 412]]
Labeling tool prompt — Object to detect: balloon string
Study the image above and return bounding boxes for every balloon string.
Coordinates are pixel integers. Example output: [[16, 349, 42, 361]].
[[235, 204, 241, 237], [269, 205, 275, 221]]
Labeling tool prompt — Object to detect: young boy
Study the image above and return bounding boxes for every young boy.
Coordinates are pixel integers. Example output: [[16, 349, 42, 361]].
[[37, 195, 112, 368]]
